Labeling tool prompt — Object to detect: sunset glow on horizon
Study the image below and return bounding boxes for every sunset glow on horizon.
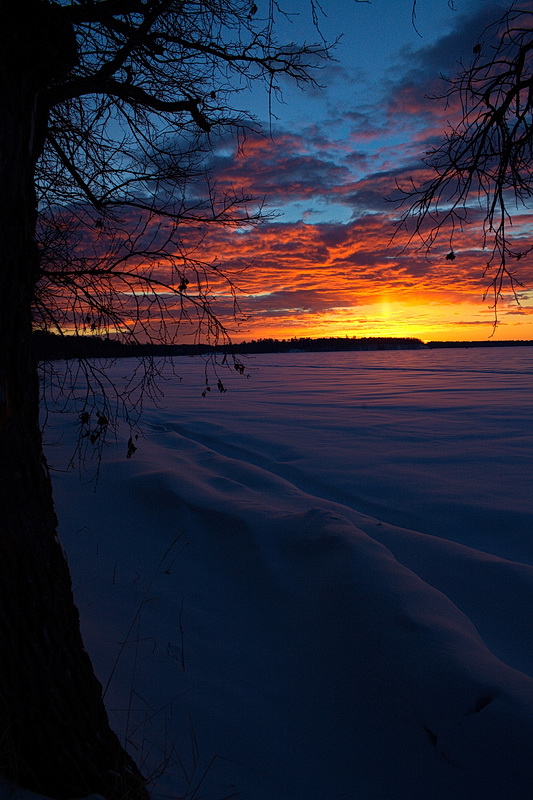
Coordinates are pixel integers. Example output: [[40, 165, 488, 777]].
[[168, 174, 533, 343]]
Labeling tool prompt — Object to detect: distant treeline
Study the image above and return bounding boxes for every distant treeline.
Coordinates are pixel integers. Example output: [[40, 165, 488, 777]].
[[220, 336, 427, 354], [33, 330, 533, 360], [426, 340, 533, 348], [33, 331, 427, 360]]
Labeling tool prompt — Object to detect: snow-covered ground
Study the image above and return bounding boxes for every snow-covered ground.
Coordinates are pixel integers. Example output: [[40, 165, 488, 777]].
[[45, 348, 533, 800]]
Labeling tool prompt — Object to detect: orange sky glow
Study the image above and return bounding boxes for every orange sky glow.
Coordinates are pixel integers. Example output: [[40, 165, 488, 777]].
[[189, 217, 533, 343]]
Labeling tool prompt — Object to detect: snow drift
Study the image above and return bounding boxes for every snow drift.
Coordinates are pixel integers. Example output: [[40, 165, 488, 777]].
[[42, 348, 533, 800]]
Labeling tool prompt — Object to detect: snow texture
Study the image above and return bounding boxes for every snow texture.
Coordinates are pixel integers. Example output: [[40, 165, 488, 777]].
[[35, 349, 533, 799]]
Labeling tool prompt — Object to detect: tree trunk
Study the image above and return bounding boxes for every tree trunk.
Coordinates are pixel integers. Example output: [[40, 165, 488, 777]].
[[0, 3, 147, 797]]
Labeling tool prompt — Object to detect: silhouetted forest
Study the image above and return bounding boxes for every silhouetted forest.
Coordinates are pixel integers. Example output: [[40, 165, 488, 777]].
[[32, 330, 533, 360]]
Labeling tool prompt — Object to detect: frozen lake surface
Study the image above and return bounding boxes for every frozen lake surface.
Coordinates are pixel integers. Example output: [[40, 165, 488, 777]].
[[45, 347, 533, 800]]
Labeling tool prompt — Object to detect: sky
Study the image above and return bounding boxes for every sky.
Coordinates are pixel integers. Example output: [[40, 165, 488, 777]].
[[177, 0, 533, 343]]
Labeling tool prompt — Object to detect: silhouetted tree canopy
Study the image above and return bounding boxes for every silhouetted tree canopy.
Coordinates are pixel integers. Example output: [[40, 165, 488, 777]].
[[0, 1, 332, 796], [34, 0, 332, 345], [397, 6, 533, 318]]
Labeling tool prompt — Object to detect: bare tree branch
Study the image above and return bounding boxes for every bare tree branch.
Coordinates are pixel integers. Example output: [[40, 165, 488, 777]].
[[395, 7, 533, 323], [32, 0, 336, 466]]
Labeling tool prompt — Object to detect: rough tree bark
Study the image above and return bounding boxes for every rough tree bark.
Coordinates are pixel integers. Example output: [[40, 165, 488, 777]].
[[0, 2, 147, 797]]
